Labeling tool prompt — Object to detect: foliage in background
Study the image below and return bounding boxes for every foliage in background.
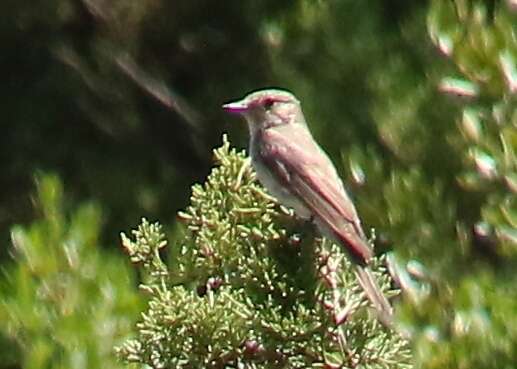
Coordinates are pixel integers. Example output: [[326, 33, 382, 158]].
[[0, 174, 142, 369], [116, 137, 410, 369], [0, 0, 516, 368], [401, 2, 516, 368]]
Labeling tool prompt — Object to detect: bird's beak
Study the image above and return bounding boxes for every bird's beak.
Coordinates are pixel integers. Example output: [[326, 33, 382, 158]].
[[222, 100, 248, 114]]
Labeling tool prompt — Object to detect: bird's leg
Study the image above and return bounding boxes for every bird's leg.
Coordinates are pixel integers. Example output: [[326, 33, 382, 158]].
[[286, 214, 317, 248], [277, 205, 317, 246]]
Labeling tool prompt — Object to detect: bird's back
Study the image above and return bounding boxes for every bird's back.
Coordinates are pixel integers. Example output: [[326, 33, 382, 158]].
[[258, 123, 373, 264]]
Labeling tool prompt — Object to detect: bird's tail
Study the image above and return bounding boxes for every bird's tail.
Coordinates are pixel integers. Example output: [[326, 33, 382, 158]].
[[354, 264, 393, 327]]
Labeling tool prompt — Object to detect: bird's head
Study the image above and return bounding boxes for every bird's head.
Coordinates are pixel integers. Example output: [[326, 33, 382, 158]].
[[223, 89, 305, 130]]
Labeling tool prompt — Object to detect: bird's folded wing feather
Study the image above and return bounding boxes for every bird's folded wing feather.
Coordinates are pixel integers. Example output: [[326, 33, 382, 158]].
[[259, 126, 373, 264]]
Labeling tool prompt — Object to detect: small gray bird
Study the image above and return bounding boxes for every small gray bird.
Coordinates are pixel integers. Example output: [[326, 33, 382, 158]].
[[223, 88, 393, 325]]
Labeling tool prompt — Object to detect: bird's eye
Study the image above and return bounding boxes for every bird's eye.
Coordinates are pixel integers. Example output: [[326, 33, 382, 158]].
[[264, 99, 275, 110]]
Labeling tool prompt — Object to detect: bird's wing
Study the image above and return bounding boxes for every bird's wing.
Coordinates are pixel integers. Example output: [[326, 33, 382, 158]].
[[258, 125, 373, 264]]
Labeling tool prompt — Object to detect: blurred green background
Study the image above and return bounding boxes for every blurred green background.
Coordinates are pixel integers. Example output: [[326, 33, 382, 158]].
[[1, 0, 516, 368]]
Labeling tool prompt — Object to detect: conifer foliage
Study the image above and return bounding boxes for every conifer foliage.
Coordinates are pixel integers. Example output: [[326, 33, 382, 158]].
[[116, 137, 410, 369]]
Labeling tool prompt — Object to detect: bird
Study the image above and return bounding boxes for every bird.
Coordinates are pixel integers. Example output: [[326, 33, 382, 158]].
[[223, 88, 393, 326]]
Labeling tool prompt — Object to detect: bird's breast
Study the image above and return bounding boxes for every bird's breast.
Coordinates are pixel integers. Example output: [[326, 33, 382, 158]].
[[250, 140, 311, 219]]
